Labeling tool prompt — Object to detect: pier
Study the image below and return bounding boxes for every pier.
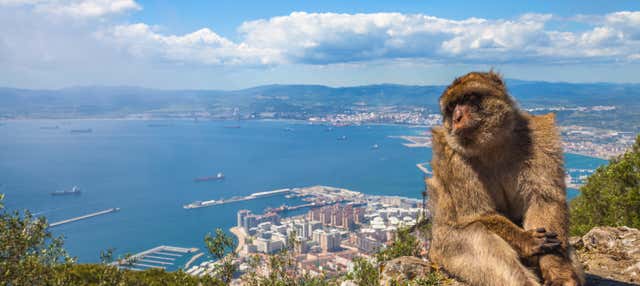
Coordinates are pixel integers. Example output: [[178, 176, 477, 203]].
[[113, 245, 200, 272], [49, 208, 119, 227], [184, 188, 291, 209], [184, 253, 204, 269], [416, 162, 432, 176]]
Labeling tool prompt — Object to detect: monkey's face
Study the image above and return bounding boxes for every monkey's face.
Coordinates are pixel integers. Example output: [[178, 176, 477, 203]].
[[443, 93, 483, 137], [440, 72, 516, 156]]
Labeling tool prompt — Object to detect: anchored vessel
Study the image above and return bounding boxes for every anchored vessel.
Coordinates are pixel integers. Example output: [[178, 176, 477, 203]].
[[70, 128, 92, 133], [194, 172, 224, 182], [51, 186, 81, 196]]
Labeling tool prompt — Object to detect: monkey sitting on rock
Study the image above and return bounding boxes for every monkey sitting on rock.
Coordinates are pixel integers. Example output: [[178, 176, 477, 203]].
[[426, 72, 584, 286]]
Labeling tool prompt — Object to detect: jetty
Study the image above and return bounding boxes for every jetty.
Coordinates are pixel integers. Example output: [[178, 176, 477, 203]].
[[184, 188, 291, 209], [49, 208, 119, 227], [113, 245, 200, 272], [416, 162, 432, 176]]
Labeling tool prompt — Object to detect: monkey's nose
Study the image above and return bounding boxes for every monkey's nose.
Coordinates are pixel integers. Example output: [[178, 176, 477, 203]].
[[453, 107, 463, 123]]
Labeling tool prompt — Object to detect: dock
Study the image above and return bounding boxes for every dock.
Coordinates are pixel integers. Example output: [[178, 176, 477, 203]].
[[113, 245, 200, 272], [49, 208, 120, 227], [184, 252, 204, 269], [416, 162, 432, 176], [184, 188, 291, 209]]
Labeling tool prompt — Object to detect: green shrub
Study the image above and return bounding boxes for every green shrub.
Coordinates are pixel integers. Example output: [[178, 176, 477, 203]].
[[570, 134, 640, 235]]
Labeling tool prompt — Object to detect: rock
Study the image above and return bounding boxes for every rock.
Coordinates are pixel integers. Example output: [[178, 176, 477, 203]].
[[379, 256, 466, 285], [380, 256, 432, 284], [573, 226, 640, 285], [380, 227, 640, 286]]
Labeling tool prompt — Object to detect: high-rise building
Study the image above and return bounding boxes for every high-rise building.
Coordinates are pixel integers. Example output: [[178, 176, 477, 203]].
[[237, 209, 251, 228], [319, 230, 341, 252]]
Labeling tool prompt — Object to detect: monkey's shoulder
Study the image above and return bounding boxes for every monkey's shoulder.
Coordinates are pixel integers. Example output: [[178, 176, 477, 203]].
[[519, 113, 564, 175], [430, 126, 455, 156], [520, 112, 562, 150]]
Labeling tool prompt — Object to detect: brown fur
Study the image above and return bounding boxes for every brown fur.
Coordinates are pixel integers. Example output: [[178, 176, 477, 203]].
[[428, 71, 585, 286]]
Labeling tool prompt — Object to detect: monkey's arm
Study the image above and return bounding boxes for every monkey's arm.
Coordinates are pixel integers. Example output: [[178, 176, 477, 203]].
[[519, 114, 585, 285], [426, 175, 559, 258], [462, 214, 561, 258]]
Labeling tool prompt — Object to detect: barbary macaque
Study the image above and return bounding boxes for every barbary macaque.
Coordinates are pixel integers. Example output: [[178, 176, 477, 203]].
[[427, 71, 584, 286]]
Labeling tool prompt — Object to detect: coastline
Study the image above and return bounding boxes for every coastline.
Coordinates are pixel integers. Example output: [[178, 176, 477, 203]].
[[230, 226, 246, 254]]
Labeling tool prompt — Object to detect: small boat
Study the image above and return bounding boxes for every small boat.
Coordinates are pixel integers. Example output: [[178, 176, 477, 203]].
[[337, 135, 347, 141], [194, 172, 225, 182], [371, 144, 380, 149], [51, 186, 81, 196]]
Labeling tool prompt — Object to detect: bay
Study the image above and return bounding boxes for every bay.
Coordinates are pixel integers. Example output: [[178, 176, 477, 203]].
[[0, 119, 606, 263]]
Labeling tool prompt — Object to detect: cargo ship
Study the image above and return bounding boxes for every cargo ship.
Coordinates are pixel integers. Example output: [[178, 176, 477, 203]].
[[70, 128, 92, 133], [40, 126, 59, 130], [194, 172, 224, 182], [51, 186, 81, 196]]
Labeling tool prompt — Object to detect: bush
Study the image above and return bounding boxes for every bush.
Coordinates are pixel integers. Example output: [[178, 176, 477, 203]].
[[570, 134, 640, 235]]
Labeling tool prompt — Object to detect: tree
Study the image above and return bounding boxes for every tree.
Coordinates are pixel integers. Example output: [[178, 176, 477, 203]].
[[204, 228, 237, 284], [570, 134, 640, 235], [375, 227, 421, 262], [0, 194, 74, 285], [347, 257, 380, 286]]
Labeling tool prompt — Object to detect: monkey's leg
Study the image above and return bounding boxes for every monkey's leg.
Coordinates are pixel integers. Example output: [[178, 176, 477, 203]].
[[523, 199, 585, 286], [431, 224, 541, 286]]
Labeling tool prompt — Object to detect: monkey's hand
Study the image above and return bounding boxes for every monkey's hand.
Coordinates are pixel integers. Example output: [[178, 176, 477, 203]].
[[520, 228, 562, 257]]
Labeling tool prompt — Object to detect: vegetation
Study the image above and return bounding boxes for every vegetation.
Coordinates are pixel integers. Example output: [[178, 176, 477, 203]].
[[375, 226, 422, 262], [570, 134, 640, 235], [346, 257, 380, 286]]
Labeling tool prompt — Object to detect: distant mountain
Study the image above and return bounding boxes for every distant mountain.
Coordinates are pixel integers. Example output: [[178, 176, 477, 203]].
[[1, 80, 639, 130]]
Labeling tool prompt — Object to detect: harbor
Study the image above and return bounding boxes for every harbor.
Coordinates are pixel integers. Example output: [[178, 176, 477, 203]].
[[49, 208, 120, 228]]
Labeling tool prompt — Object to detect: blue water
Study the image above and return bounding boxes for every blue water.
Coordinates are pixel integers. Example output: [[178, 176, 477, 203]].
[[0, 120, 606, 263]]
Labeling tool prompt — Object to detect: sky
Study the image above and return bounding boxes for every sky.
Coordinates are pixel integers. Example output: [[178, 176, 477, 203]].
[[1, 0, 639, 89]]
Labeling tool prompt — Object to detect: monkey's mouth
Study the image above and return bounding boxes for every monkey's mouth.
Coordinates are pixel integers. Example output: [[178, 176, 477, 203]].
[[451, 120, 480, 138]]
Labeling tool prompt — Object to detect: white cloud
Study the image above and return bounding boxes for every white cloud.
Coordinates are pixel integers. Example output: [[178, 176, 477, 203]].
[[0, 0, 140, 17], [94, 11, 640, 66], [97, 23, 280, 65]]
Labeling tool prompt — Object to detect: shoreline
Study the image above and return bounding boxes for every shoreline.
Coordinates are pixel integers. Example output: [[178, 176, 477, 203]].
[[229, 226, 246, 254]]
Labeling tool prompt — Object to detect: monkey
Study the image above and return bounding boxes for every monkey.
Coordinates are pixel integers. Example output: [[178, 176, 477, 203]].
[[427, 127, 561, 259], [426, 71, 584, 286]]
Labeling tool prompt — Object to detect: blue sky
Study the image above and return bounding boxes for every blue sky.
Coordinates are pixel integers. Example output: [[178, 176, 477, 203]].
[[1, 0, 639, 89]]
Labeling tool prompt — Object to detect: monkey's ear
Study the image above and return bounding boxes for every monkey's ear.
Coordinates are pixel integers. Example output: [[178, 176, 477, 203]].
[[487, 70, 505, 87]]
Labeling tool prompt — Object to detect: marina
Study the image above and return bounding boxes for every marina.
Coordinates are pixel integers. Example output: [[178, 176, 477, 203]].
[[49, 208, 119, 227], [114, 245, 200, 271]]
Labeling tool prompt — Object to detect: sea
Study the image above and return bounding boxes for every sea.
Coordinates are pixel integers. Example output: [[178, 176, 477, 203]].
[[0, 119, 607, 264]]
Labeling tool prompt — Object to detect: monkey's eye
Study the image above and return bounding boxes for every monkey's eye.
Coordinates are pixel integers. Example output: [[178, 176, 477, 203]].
[[446, 103, 455, 114], [468, 93, 482, 105]]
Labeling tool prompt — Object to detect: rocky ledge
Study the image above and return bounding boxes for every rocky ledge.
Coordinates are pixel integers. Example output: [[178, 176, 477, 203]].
[[379, 226, 640, 285], [573, 226, 640, 285]]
